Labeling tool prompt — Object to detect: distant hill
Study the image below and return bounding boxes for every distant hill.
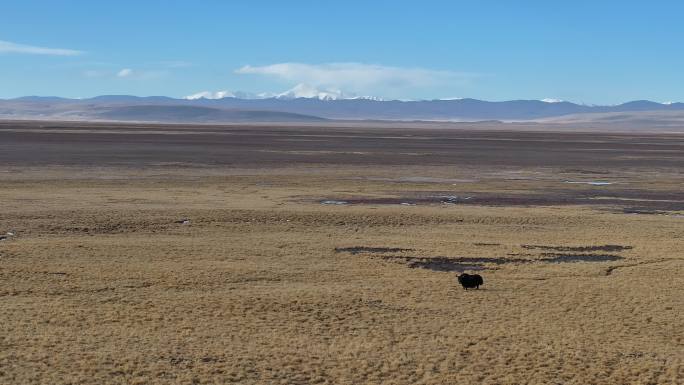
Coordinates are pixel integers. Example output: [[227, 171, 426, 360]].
[[1, 95, 683, 123], [537, 110, 684, 127], [95, 105, 325, 122]]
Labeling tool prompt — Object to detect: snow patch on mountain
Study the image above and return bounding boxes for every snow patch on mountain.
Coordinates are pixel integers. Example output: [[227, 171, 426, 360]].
[[273, 84, 383, 100], [274, 84, 347, 100], [185, 90, 235, 100], [185, 84, 383, 101]]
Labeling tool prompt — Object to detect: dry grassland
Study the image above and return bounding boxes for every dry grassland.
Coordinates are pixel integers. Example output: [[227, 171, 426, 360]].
[[1, 123, 683, 384]]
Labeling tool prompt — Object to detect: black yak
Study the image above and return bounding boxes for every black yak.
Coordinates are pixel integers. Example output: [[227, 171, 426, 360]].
[[457, 273, 483, 290]]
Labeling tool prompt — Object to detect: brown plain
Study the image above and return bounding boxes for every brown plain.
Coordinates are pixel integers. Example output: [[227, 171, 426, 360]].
[[1, 121, 683, 384]]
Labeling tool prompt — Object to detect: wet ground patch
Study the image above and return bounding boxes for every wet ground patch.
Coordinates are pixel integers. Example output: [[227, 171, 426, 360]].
[[400, 254, 624, 271], [321, 200, 348, 205], [621, 207, 684, 217], [561, 169, 609, 175], [334, 246, 414, 255], [540, 254, 624, 263], [622, 208, 669, 215], [364, 176, 477, 184], [407, 258, 485, 272], [336, 246, 626, 273], [378, 255, 489, 272], [522, 244, 633, 252], [337, 195, 477, 205], [316, 188, 684, 211], [564, 181, 613, 186]]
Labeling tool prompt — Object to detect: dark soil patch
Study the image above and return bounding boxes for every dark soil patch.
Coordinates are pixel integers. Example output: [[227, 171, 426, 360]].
[[321, 188, 684, 211], [380, 255, 531, 265], [522, 244, 633, 252], [408, 259, 485, 272], [334, 246, 414, 255], [341, 196, 476, 205], [397, 254, 624, 271], [5, 121, 684, 169], [622, 208, 670, 215], [379, 256, 487, 272], [541, 254, 624, 263], [561, 169, 609, 175], [336, 247, 628, 273]]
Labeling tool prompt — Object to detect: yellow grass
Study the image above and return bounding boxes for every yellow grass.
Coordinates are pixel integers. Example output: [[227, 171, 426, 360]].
[[1, 166, 683, 384]]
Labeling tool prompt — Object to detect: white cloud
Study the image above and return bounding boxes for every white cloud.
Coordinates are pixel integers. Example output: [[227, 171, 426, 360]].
[[0, 40, 82, 56], [117, 68, 133, 78], [235, 62, 478, 94], [116, 68, 168, 80], [541, 98, 564, 103]]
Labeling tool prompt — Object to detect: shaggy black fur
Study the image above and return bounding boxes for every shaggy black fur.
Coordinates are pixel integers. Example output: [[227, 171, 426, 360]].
[[457, 273, 484, 290]]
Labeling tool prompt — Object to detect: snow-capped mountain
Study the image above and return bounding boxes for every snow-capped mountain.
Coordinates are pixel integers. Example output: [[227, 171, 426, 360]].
[[3, 94, 684, 123], [274, 84, 348, 100], [185, 91, 236, 100], [184, 84, 383, 101]]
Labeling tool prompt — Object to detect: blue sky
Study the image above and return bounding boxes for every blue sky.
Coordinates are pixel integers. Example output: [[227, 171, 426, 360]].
[[1, 1, 682, 103]]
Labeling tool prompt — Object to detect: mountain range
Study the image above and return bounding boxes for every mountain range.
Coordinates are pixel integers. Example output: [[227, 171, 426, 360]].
[[1, 93, 684, 124]]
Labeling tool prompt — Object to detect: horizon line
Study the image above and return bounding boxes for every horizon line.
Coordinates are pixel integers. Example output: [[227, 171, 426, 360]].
[[1, 94, 681, 106]]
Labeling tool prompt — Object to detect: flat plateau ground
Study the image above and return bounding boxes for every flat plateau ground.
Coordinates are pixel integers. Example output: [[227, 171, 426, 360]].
[[1, 121, 683, 384]]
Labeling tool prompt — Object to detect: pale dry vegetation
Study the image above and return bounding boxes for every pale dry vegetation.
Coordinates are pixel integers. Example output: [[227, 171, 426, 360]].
[[1, 164, 683, 385]]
